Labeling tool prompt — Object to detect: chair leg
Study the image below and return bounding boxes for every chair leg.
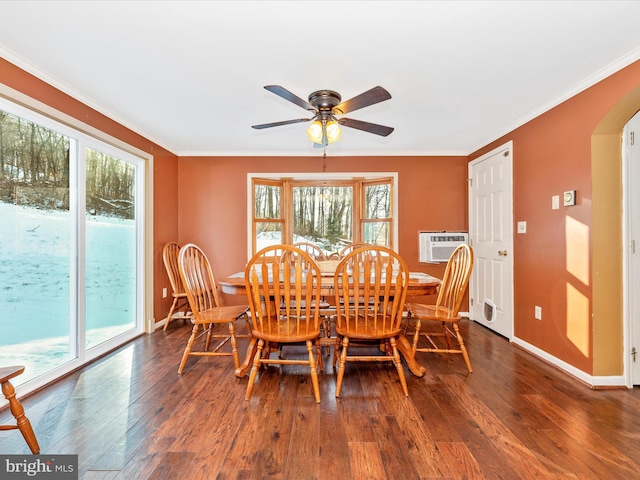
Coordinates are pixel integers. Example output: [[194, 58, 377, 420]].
[[204, 324, 213, 352], [315, 339, 324, 372], [1, 379, 40, 454], [163, 297, 180, 331], [332, 336, 342, 368], [178, 324, 200, 374], [245, 339, 265, 401], [335, 337, 349, 398], [443, 321, 454, 349], [306, 340, 321, 403], [321, 315, 333, 355], [453, 323, 473, 373], [228, 322, 239, 370], [410, 318, 422, 355], [390, 337, 409, 397]]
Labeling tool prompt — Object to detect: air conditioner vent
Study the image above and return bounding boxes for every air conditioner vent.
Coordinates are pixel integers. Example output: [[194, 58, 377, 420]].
[[419, 232, 468, 263]]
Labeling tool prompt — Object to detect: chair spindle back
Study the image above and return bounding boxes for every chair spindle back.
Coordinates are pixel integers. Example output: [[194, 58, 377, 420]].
[[245, 245, 322, 339], [434, 244, 474, 318], [334, 245, 409, 336], [178, 243, 222, 320]]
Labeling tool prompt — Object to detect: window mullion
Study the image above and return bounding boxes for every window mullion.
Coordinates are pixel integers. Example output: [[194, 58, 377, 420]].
[[283, 178, 293, 244]]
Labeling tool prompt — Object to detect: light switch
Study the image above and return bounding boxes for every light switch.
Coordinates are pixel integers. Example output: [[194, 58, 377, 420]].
[[552, 195, 560, 210], [517, 221, 526, 234]]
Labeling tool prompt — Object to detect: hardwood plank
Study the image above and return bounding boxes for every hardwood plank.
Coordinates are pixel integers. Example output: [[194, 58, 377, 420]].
[[523, 393, 640, 477], [440, 374, 552, 477], [228, 364, 300, 479], [283, 394, 321, 480], [384, 385, 451, 478], [425, 374, 529, 479], [334, 362, 378, 442], [318, 381, 353, 480], [83, 471, 120, 480], [370, 414, 421, 480], [348, 441, 387, 480], [146, 451, 197, 479], [406, 379, 462, 443], [113, 437, 176, 479], [435, 441, 485, 480]]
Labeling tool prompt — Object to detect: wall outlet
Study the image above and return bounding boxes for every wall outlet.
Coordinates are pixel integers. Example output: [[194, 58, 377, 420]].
[[162, 287, 168, 298], [534, 305, 542, 320]]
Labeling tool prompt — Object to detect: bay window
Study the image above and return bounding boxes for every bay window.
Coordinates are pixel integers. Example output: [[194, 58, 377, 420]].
[[250, 173, 396, 257]]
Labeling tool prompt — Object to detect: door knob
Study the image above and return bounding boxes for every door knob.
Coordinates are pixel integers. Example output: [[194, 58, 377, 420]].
[[498, 250, 508, 256]]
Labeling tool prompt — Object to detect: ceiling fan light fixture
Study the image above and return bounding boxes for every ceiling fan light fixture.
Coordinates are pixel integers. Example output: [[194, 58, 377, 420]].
[[325, 120, 341, 144], [306, 120, 323, 143], [255, 85, 393, 146]]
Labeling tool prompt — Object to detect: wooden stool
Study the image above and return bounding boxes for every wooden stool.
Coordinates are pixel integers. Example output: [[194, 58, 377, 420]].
[[0, 366, 40, 454]]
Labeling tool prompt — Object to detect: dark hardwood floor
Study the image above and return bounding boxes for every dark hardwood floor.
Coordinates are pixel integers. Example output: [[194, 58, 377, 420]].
[[2, 319, 640, 479]]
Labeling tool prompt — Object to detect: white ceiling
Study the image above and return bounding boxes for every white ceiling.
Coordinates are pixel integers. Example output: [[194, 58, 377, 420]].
[[1, 1, 640, 157]]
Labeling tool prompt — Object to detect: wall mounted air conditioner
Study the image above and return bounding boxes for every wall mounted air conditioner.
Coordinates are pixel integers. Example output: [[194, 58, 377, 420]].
[[419, 232, 469, 263]]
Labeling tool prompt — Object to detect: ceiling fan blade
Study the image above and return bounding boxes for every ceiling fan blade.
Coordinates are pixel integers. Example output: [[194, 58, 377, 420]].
[[333, 86, 392, 115], [264, 85, 316, 111], [339, 118, 394, 137], [252, 118, 312, 130]]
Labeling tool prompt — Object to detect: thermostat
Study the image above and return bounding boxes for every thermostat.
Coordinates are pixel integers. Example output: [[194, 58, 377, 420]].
[[563, 190, 576, 206]]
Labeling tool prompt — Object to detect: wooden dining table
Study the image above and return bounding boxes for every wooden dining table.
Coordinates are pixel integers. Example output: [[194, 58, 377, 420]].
[[219, 270, 440, 378]]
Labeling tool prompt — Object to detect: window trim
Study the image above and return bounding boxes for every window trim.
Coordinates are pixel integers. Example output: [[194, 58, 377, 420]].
[[247, 172, 398, 259]]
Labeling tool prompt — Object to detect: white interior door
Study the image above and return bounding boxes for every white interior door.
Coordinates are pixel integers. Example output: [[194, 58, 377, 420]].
[[626, 111, 640, 385], [468, 142, 514, 339]]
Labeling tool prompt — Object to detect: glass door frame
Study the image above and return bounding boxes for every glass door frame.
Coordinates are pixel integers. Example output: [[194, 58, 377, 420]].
[[0, 91, 153, 396]]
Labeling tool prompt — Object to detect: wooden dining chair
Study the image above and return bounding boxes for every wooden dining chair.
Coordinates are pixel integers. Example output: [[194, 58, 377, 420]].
[[334, 241, 377, 312], [333, 245, 410, 397], [177, 243, 249, 374], [405, 244, 474, 372], [291, 242, 334, 353], [0, 366, 40, 454], [162, 242, 193, 331], [244, 245, 323, 403], [292, 241, 327, 262], [338, 242, 371, 259]]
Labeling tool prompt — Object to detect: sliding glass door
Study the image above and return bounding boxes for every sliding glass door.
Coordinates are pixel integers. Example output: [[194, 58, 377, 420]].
[[84, 147, 140, 350], [0, 98, 146, 390]]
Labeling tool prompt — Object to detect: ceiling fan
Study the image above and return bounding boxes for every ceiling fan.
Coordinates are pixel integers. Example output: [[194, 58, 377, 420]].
[[252, 85, 394, 147]]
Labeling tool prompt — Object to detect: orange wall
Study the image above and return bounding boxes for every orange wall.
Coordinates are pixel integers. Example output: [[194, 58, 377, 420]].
[[0, 58, 179, 323], [176, 155, 468, 305], [470, 59, 640, 375]]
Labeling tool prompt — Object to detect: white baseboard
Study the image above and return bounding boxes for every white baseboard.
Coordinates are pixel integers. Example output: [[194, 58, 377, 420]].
[[511, 336, 627, 389]]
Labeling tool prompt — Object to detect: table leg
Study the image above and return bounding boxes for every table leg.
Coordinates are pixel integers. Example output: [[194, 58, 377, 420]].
[[235, 337, 258, 378], [396, 335, 426, 377]]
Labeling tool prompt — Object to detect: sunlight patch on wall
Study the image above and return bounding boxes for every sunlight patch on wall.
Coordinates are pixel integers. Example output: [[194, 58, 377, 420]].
[[566, 216, 589, 286], [566, 283, 590, 356]]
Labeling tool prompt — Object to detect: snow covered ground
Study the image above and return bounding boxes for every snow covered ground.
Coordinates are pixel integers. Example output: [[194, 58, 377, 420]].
[[0, 201, 135, 383]]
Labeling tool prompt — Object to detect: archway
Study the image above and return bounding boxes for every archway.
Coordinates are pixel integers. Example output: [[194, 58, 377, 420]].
[[591, 85, 640, 380]]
